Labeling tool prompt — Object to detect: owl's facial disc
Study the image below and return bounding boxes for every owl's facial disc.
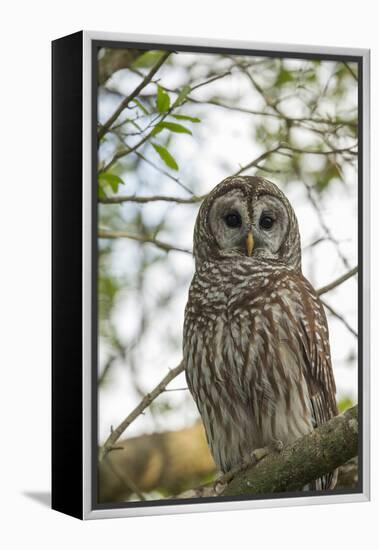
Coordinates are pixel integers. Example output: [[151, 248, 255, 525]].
[[208, 190, 289, 261]]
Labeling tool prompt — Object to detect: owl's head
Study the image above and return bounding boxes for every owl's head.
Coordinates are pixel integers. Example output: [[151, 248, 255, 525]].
[[193, 176, 301, 271]]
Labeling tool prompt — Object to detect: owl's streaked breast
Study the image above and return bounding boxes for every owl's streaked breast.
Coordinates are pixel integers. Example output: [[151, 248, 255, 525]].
[[184, 258, 314, 472]]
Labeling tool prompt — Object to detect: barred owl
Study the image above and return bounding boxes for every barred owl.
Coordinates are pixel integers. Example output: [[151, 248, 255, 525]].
[[183, 176, 338, 490]]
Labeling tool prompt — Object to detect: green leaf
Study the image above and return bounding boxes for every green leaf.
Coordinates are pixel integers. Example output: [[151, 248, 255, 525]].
[[98, 172, 124, 193], [98, 185, 107, 199], [154, 121, 192, 135], [172, 114, 201, 123], [338, 396, 354, 413], [172, 85, 191, 108], [132, 51, 163, 69], [152, 143, 179, 170], [151, 125, 163, 137], [156, 85, 171, 113], [276, 69, 294, 86], [131, 98, 149, 115], [315, 161, 341, 193]]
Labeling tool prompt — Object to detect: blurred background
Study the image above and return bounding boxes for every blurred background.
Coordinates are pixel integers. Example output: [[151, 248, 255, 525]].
[[97, 47, 358, 502]]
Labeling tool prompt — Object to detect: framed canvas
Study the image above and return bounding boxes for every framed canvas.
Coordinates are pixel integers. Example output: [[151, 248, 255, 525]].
[[52, 30, 370, 520]]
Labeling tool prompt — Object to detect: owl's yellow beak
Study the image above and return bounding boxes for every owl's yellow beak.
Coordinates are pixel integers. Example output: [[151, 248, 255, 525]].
[[246, 231, 254, 257]]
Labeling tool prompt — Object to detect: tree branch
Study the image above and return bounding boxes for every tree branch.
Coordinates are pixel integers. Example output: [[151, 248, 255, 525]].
[[98, 230, 192, 255], [317, 266, 358, 296], [232, 145, 282, 176], [98, 51, 172, 140], [185, 96, 357, 128], [99, 193, 205, 205], [99, 361, 185, 462], [223, 405, 358, 496], [134, 150, 195, 195], [321, 299, 358, 338]]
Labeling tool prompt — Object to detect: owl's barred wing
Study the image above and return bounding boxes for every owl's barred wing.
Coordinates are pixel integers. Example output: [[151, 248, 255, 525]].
[[237, 270, 338, 486], [275, 272, 338, 490], [296, 274, 338, 423], [239, 270, 338, 427]]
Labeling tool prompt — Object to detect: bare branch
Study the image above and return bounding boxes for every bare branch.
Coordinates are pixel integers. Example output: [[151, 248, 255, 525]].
[[317, 266, 358, 296], [302, 179, 352, 270], [99, 193, 205, 205], [99, 361, 185, 462], [188, 70, 232, 92], [343, 61, 358, 82], [232, 145, 282, 176], [278, 144, 358, 156], [98, 229, 192, 255], [134, 151, 195, 195], [101, 126, 158, 173], [321, 299, 358, 338], [185, 96, 357, 128]]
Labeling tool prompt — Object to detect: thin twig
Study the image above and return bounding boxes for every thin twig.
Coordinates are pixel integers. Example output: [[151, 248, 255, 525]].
[[99, 193, 205, 205], [98, 229, 192, 255], [279, 144, 358, 156], [100, 70, 232, 174], [134, 151, 195, 195], [101, 130, 156, 173], [302, 179, 352, 270], [106, 129, 195, 196], [343, 62, 358, 82], [317, 266, 358, 296], [321, 299, 358, 338], [188, 70, 232, 92], [185, 95, 357, 128], [99, 361, 185, 462], [232, 145, 282, 176], [98, 51, 172, 140]]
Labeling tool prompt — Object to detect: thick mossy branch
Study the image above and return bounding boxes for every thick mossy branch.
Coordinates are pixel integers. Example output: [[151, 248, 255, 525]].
[[224, 405, 358, 496]]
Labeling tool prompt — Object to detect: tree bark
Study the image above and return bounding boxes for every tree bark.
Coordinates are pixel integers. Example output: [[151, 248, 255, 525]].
[[224, 405, 358, 496]]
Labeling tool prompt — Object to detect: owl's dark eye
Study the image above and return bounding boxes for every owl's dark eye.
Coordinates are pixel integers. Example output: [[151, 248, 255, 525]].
[[259, 214, 275, 230], [224, 211, 242, 228]]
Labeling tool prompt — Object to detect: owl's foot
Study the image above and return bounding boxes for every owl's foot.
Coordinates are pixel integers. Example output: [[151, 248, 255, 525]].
[[213, 440, 284, 494]]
